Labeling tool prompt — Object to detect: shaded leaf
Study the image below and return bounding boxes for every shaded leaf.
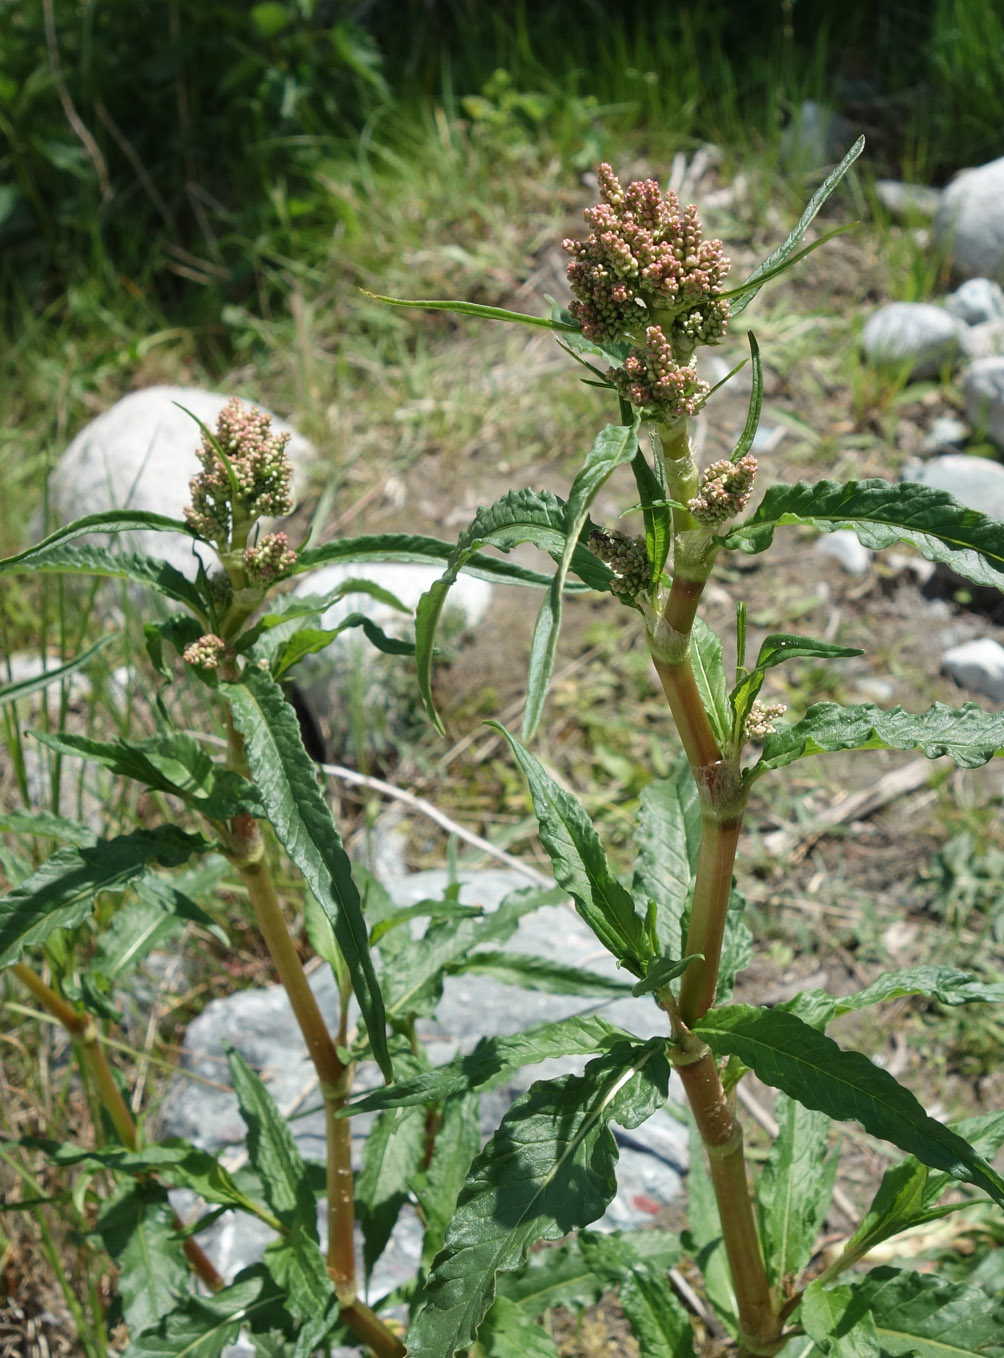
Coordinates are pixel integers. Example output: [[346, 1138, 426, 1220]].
[[579, 1231, 693, 1356], [695, 1005, 1004, 1207], [524, 418, 639, 737], [478, 1297, 561, 1357], [729, 331, 764, 462], [226, 1048, 314, 1229], [96, 1181, 189, 1338], [690, 618, 731, 750], [632, 760, 701, 958], [490, 722, 650, 975], [223, 666, 391, 1079], [357, 1104, 427, 1281], [631, 446, 671, 585], [413, 1090, 481, 1271], [723, 477, 1004, 594], [125, 1268, 287, 1358], [800, 1281, 880, 1358], [758, 1094, 838, 1288], [405, 1040, 671, 1358], [0, 825, 209, 968]]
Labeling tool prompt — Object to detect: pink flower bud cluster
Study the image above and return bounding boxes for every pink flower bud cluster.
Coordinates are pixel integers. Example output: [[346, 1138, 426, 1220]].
[[588, 527, 651, 600], [182, 633, 227, 671], [562, 163, 731, 351], [185, 398, 294, 545], [609, 325, 710, 424], [743, 699, 786, 740], [243, 531, 297, 584], [687, 454, 758, 527]]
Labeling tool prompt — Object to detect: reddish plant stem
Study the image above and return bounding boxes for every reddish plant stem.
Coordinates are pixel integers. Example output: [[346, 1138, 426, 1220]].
[[677, 808, 745, 1026], [10, 962, 225, 1293]]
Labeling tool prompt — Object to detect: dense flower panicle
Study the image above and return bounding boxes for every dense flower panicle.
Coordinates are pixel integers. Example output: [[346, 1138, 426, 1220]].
[[183, 633, 227, 671], [609, 326, 710, 424], [185, 397, 294, 545], [588, 527, 651, 600], [687, 454, 758, 527], [243, 532, 298, 584], [562, 162, 731, 352], [744, 699, 786, 740]]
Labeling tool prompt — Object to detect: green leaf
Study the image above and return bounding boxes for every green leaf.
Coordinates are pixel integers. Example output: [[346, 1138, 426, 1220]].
[[478, 1297, 561, 1357], [405, 1040, 671, 1358], [495, 1236, 604, 1316], [32, 729, 261, 820], [452, 950, 637, 997], [135, 872, 230, 946], [413, 1090, 481, 1271], [730, 632, 862, 735], [125, 1268, 287, 1358], [261, 613, 414, 677], [800, 1281, 880, 1358], [690, 617, 731, 750], [695, 1006, 1004, 1207], [357, 1104, 427, 1280], [728, 138, 864, 317], [579, 1231, 694, 1356], [226, 1047, 315, 1228], [630, 446, 671, 586], [631, 954, 701, 996], [0, 635, 116, 708], [632, 760, 701, 958], [754, 700, 1004, 775], [96, 1181, 189, 1337], [730, 331, 764, 463], [0, 508, 199, 560], [852, 1266, 1004, 1357], [2, 541, 208, 610], [91, 896, 184, 982], [723, 477, 1004, 594], [222, 666, 391, 1081], [294, 531, 590, 589], [758, 1094, 839, 1288], [781, 964, 1004, 1030], [362, 290, 579, 332], [413, 488, 613, 733], [489, 721, 650, 975], [264, 1228, 341, 1358], [0, 825, 209, 968], [524, 418, 639, 737], [345, 1013, 630, 1116], [716, 884, 753, 1004], [0, 809, 97, 848]]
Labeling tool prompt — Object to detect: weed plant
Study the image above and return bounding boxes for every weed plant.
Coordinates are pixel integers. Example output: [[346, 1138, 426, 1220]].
[[4, 138, 1004, 1356]]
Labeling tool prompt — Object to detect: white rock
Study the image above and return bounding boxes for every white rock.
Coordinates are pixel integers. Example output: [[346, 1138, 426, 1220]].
[[960, 318, 1004, 361], [814, 529, 871, 575], [921, 415, 969, 451], [943, 638, 1004, 702], [291, 561, 491, 635], [49, 387, 315, 575], [934, 157, 1004, 283], [963, 357, 1004, 449], [945, 277, 1004, 326], [873, 180, 941, 221], [908, 451, 1004, 520], [861, 302, 964, 379]]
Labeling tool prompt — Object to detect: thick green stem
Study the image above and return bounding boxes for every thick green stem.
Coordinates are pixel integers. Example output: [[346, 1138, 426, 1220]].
[[678, 799, 745, 1026], [672, 1028, 782, 1354]]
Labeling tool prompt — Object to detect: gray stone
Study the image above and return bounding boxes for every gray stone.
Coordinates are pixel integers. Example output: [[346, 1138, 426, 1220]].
[[908, 452, 1004, 521], [815, 529, 871, 576], [945, 277, 1004, 326], [934, 157, 1004, 283], [291, 562, 491, 638], [960, 319, 1004, 361], [49, 387, 314, 575], [921, 415, 969, 451], [780, 101, 855, 168], [861, 303, 964, 379], [943, 638, 1004, 702], [963, 358, 1004, 449], [160, 867, 688, 1311], [873, 180, 941, 222]]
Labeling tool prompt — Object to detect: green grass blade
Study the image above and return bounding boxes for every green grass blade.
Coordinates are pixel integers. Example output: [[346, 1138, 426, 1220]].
[[696, 1006, 1004, 1207], [362, 290, 579, 332], [722, 477, 1004, 593], [404, 1040, 670, 1358], [223, 666, 391, 1080]]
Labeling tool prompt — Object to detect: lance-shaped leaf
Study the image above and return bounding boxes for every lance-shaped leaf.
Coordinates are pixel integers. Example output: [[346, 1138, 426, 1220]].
[[633, 759, 701, 957], [695, 1005, 1004, 1208], [731, 632, 862, 734], [294, 530, 593, 589], [489, 721, 650, 975], [414, 488, 614, 732], [753, 700, 1004, 775], [758, 1094, 839, 1288], [722, 477, 1004, 593], [579, 1231, 694, 1356], [357, 1103, 427, 1280], [126, 1268, 291, 1358], [345, 1013, 631, 1116], [0, 825, 209, 968], [849, 1266, 1004, 1358], [222, 666, 391, 1080], [800, 1281, 880, 1358], [478, 1296, 561, 1357], [451, 950, 637, 997], [413, 1090, 482, 1272], [730, 331, 764, 462], [728, 137, 864, 316], [0, 635, 116, 708], [259, 614, 415, 678], [0, 509, 200, 564], [404, 1039, 671, 1358], [0, 542, 208, 611], [227, 1047, 314, 1228], [32, 729, 261, 820], [524, 418, 639, 737], [630, 445, 672, 586], [96, 1181, 190, 1338], [780, 964, 1004, 1030], [362, 290, 580, 332], [691, 617, 732, 750]]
